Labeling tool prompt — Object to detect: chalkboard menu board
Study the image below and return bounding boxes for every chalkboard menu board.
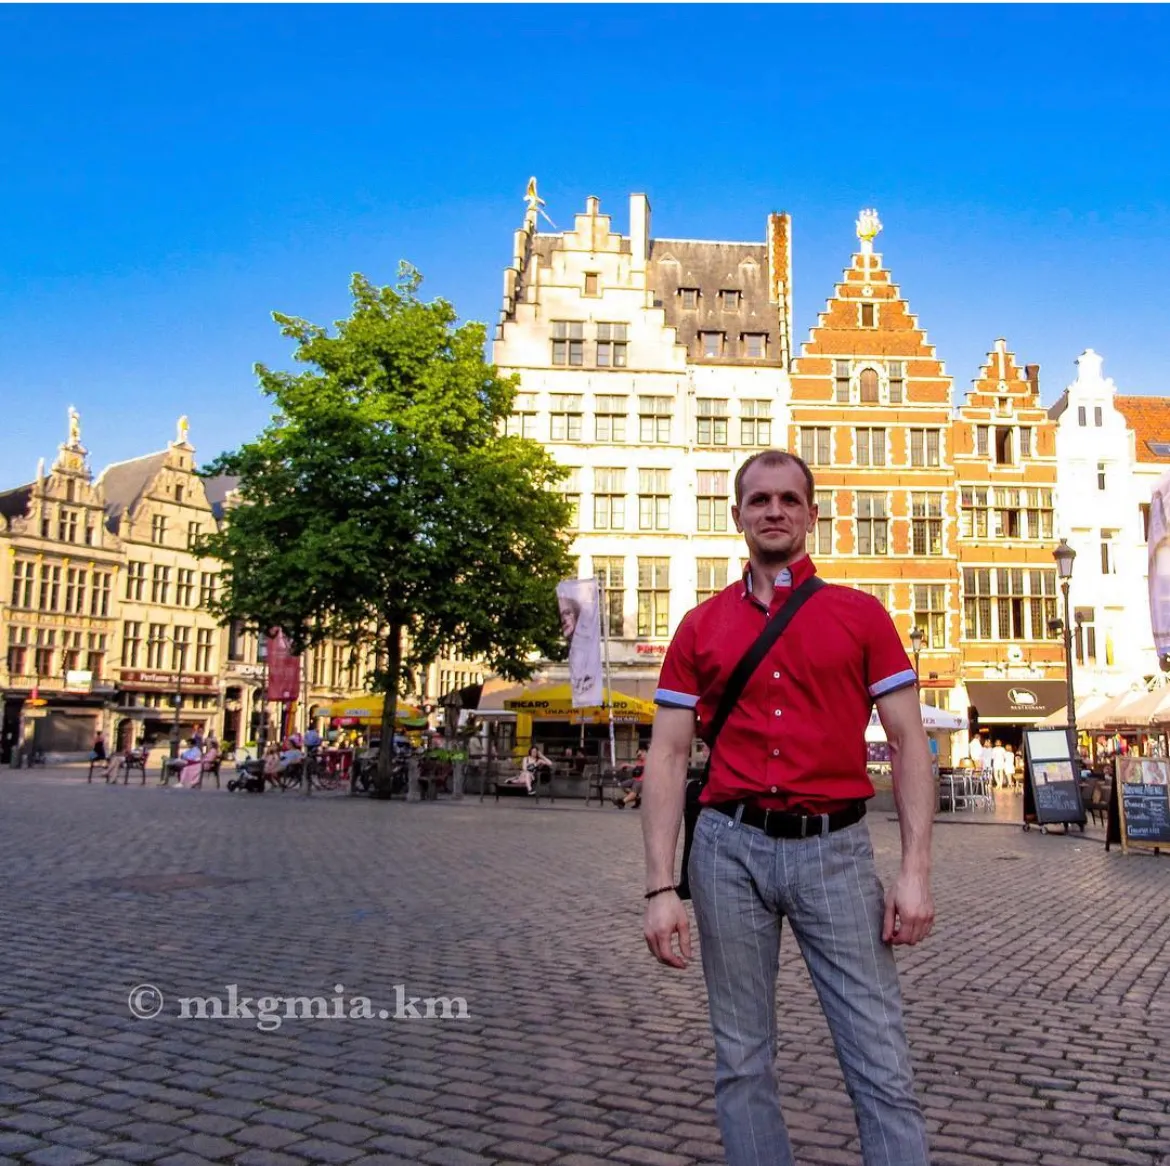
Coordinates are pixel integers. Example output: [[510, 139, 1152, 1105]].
[[1022, 729, 1087, 832], [1109, 757, 1170, 853]]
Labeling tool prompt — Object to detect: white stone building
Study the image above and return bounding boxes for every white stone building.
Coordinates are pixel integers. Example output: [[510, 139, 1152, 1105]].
[[492, 188, 793, 694]]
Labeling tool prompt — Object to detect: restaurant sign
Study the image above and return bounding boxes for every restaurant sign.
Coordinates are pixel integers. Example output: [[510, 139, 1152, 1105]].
[[119, 670, 219, 693], [635, 643, 667, 657]]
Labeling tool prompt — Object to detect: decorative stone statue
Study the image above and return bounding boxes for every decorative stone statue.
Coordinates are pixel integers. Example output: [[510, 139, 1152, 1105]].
[[856, 208, 883, 252], [177, 415, 190, 445], [68, 405, 81, 446]]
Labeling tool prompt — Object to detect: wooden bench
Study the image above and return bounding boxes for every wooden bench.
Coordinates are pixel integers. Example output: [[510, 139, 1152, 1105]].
[[88, 750, 149, 785], [160, 755, 222, 788], [494, 764, 554, 804]]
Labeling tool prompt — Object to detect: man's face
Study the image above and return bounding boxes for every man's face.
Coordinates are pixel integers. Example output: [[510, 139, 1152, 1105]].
[[731, 460, 817, 562], [558, 599, 578, 639]]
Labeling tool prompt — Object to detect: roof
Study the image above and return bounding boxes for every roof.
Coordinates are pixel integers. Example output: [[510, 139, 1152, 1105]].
[[1116, 396, 1170, 464], [202, 473, 240, 520], [95, 451, 168, 532], [0, 483, 33, 525]]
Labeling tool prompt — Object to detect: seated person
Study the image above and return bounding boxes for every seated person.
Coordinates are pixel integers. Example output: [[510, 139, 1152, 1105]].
[[613, 748, 647, 808], [504, 745, 553, 794]]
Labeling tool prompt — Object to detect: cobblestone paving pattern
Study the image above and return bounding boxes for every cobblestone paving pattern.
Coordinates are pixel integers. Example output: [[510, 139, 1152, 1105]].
[[0, 771, 1168, 1165]]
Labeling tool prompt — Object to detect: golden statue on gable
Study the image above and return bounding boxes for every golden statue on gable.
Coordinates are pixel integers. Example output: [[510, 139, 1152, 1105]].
[[856, 208, 882, 250], [68, 405, 81, 446], [177, 415, 190, 445]]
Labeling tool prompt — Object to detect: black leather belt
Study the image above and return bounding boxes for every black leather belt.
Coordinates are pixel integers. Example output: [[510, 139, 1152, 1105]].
[[708, 799, 866, 839]]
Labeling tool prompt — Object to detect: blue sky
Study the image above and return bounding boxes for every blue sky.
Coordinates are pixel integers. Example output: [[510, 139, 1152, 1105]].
[[1, 4, 1168, 484]]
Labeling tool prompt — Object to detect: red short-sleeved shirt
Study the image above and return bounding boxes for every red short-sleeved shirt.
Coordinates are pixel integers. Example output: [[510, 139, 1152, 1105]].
[[655, 555, 916, 813]]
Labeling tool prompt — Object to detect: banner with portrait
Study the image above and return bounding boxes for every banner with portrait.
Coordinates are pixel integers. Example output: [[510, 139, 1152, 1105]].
[[266, 629, 301, 703], [556, 578, 603, 708]]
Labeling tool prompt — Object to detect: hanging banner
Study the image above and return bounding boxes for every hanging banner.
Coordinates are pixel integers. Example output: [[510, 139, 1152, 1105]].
[[266, 630, 301, 702], [1149, 468, 1170, 664], [556, 578, 603, 708]]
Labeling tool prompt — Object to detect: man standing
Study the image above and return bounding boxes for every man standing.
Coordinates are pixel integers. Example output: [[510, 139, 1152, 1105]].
[[642, 450, 934, 1166]]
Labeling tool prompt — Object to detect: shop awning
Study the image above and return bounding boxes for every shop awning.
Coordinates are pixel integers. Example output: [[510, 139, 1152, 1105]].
[[965, 680, 1067, 724], [323, 694, 426, 727], [865, 703, 965, 742], [487, 681, 657, 724], [1037, 693, 1113, 728]]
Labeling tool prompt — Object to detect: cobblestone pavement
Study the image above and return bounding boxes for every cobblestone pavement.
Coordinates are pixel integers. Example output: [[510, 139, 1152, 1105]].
[[1, 768, 1168, 1166]]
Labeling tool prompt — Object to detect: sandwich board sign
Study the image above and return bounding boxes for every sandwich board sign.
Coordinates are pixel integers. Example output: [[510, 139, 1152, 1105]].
[[1021, 728, 1086, 833]]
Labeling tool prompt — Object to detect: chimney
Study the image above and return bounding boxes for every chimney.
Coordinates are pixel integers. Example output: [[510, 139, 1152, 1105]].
[[630, 193, 651, 272], [1025, 364, 1040, 396], [585, 195, 600, 216]]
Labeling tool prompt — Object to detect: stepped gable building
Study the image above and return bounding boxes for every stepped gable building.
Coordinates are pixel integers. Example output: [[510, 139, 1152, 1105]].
[[492, 184, 792, 700], [953, 340, 1064, 733], [97, 418, 222, 750], [786, 209, 961, 702], [0, 409, 121, 761]]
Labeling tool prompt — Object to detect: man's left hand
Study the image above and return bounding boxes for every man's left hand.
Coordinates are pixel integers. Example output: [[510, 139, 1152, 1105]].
[[882, 871, 934, 946]]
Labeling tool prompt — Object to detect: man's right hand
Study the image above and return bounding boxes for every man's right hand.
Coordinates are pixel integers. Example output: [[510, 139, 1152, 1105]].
[[644, 892, 692, 969]]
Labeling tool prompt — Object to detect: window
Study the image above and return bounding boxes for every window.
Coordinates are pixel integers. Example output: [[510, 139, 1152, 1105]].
[[227, 620, 245, 662], [187, 521, 202, 549], [1094, 406, 1103, 427], [594, 557, 625, 636], [561, 468, 580, 530], [330, 644, 345, 689], [696, 559, 728, 604], [799, 427, 832, 466], [638, 396, 672, 444], [743, 333, 766, 359], [975, 426, 989, 457], [551, 321, 584, 366], [911, 493, 944, 556], [64, 568, 87, 615], [909, 428, 941, 468], [1077, 406, 1087, 426], [7, 627, 28, 677], [61, 630, 82, 675], [86, 633, 106, 680], [38, 565, 61, 612], [33, 629, 55, 679], [66, 479, 76, 503], [813, 490, 834, 555], [1100, 529, 1118, 575], [596, 323, 628, 368], [593, 468, 626, 530], [199, 572, 217, 609], [176, 568, 195, 607], [963, 568, 1056, 640], [638, 469, 671, 531], [1022, 488, 1054, 540], [699, 332, 724, 359], [122, 622, 142, 668], [696, 470, 729, 532], [855, 428, 886, 467], [855, 583, 890, 608], [859, 368, 879, 404], [126, 561, 146, 601], [151, 514, 167, 544], [172, 626, 191, 672], [888, 361, 904, 405], [994, 427, 1013, 466], [195, 628, 214, 673], [1018, 427, 1033, 458], [993, 488, 1021, 539], [11, 560, 34, 608], [740, 400, 772, 446], [583, 272, 599, 296], [834, 361, 851, 404], [549, 395, 583, 441], [679, 288, 699, 310], [83, 522, 94, 546], [696, 399, 728, 445], [310, 647, 325, 687], [151, 565, 171, 605], [856, 492, 888, 556], [1074, 607, 1097, 665], [859, 302, 876, 328], [720, 289, 741, 311], [146, 624, 167, 669], [40, 514, 49, 538], [1097, 462, 1106, 491], [57, 508, 78, 543], [594, 395, 628, 442], [637, 558, 670, 638], [175, 484, 184, 503], [505, 392, 538, 438]]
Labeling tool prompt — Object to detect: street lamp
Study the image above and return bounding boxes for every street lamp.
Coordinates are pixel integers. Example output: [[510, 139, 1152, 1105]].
[[1053, 538, 1077, 745], [909, 626, 924, 678], [170, 644, 187, 760]]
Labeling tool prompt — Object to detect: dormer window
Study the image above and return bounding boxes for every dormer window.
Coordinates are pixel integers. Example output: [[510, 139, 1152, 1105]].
[[699, 331, 724, 359], [742, 333, 766, 359], [679, 288, 700, 310], [583, 272, 600, 297], [720, 289, 741, 311], [859, 302, 876, 328]]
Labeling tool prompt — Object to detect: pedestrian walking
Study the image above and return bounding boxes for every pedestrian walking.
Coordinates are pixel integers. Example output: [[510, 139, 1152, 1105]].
[[641, 449, 935, 1166]]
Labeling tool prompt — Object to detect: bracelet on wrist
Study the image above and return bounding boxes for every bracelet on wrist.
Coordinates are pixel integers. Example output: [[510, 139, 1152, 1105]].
[[644, 884, 677, 901]]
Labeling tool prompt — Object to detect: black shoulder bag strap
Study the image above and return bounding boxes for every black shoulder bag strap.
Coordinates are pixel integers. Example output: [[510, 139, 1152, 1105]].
[[676, 574, 826, 899]]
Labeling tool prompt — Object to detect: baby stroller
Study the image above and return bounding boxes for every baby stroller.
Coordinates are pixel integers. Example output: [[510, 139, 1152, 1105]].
[[227, 756, 266, 794]]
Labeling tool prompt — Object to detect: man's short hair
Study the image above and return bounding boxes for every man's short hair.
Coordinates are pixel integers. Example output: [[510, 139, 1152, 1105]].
[[733, 450, 816, 506]]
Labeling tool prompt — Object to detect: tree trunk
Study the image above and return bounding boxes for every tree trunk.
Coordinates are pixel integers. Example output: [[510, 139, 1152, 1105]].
[[374, 623, 403, 796]]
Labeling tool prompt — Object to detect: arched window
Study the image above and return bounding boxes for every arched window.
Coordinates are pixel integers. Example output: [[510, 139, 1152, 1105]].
[[859, 368, 880, 404]]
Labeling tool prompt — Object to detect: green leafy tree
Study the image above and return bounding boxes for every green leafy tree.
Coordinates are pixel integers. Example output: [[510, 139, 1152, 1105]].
[[199, 265, 574, 790]]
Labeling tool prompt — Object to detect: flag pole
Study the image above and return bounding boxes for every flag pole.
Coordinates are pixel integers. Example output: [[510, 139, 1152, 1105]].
[[598, 576, 616, 770]]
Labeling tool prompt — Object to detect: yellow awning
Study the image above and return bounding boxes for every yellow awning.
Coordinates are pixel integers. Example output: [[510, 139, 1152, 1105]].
[[324, 694, 425, 724], [502, 682, 657, 724]]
